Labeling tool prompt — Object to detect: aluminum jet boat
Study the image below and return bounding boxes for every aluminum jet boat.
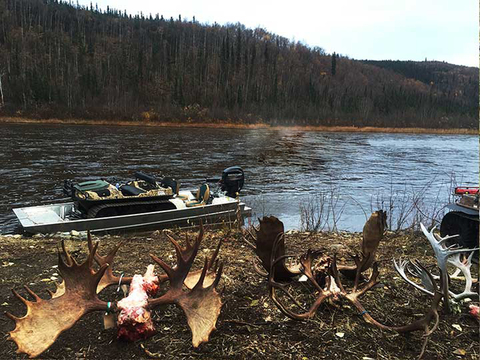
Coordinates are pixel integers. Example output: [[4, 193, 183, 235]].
[[13, 166, 251, 234]]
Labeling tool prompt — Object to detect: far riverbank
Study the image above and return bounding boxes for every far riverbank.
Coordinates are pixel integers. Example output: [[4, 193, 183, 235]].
[[0, 116, 477, 135]]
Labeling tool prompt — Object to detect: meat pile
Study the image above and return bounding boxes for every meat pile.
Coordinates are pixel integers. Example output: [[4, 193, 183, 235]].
[[117, 265, 160, 341]]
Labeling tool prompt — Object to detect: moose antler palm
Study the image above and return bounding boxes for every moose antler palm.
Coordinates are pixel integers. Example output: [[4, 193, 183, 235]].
[[51, 232, 133, 298], [243, 216, 301, 280], [337, 210, 387, 279], [148, 225, 224, 346], [7, 225, 224, 358], [6, 241, 111, 358]]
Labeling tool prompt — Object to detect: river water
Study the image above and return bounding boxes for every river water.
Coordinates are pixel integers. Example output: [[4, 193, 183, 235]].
[[0, 123, 478, 234]]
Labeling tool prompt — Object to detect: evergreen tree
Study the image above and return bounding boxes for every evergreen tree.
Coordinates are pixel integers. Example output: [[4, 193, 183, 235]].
[[331, 52, 337, 76]]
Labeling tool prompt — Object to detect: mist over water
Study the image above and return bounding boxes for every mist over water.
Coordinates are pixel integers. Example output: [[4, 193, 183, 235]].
[[0, 123, 478, 233]]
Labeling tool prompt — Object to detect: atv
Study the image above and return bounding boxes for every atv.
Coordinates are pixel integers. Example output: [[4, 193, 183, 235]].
[[440, 186, 479, 250]]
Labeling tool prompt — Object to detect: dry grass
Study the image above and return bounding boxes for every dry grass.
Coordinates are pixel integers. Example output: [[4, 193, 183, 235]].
[[0, 226, 478, 359], [0, 117, 477, 135]]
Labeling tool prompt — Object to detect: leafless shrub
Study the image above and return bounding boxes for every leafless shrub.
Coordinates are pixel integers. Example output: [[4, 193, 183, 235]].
[[249, 194, 270, 219], [300, 184, 346, 232], [300, 192, 328, 232], [371, 174, 458, 232]]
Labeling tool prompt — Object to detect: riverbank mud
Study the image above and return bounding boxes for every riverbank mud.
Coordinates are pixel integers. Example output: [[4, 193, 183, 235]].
[[0, 117, 476, 135]]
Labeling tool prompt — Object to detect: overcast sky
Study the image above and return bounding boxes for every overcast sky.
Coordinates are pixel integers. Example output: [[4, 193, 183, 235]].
[[77, 0, 479, 67]]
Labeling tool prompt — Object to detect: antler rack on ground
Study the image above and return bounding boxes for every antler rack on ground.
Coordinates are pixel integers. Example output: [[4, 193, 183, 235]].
[[6, 224, 224, 358], [245, 214, 449, 359]]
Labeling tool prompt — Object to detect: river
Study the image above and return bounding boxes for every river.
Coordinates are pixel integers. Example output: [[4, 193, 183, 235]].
[[0, 123, 478, 234]]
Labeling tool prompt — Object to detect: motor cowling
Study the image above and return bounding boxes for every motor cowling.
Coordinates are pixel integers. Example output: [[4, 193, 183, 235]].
[[221, 166, 244, 198]]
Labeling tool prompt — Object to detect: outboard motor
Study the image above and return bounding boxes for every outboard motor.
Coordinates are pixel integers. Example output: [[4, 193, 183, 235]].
[[221, 166, 244, 197]]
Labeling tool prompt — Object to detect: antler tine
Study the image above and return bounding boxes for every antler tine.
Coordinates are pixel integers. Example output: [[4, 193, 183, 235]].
[[407, 261, 436, 294], [191, 256, 224, 292], [329, 254, 346, 293], [242, 227, 258, 250], [269, 233, 280, 266], [446, 251, 478, 300], [150, 254, 174, 280], [207, 234, 223, 269], [57, 239, 86, 275], [350, 254, 367, 292], [11, 289, 29, 306], [86, 231, 122, 271], [353, 262, 380, 298], [185, 232, 192, 251], [85, 239, 100, 269], [393, 258, 435, 296], [165, 233, 187, 262], [299, 249, 325, 292], [432, 230, 459, 247], [86, 230, 94, 252], [60, 240, 74, 266], [252, 256, 269, 277], [192, 257, 210, 290], [207, 261, 224, 290], [23, 286, 41, 302], [267, 235, 329, 320]]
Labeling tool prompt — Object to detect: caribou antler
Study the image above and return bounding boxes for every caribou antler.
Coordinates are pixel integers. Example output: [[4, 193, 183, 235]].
[[394, 258, 435, 296], [148, 223, 224, 347], [420, 223, 479, 312], [445, 251, 477, 300], [6, 241, 110, 358]]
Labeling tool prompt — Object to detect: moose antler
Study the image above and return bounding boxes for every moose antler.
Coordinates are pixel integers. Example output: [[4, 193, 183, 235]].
[[162, 229, 223, 289], [338, 210, 387, 279], [6, 241, 111, 358], [267, 233, 442, 325], [244, 216, 300, 281], [7, 225, 225, 357], [51, 231, 133, 298], [261, 217, 443, 359], [87, 231, 133, 292], [148, 223, 224, 346]]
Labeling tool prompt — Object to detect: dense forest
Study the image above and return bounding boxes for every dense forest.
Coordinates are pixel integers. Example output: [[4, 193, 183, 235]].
[[0, 0, 477, 128]]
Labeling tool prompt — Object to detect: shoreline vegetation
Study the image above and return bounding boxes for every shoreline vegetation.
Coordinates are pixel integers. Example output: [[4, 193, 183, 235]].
[[0, 117, 477, 135]]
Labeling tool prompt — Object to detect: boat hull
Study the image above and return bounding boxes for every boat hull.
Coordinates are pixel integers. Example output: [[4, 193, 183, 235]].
[[13, 201, 251, 234]]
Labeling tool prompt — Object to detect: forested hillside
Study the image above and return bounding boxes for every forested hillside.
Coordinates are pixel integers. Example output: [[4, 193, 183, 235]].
[[0, 0, 477, 128]]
